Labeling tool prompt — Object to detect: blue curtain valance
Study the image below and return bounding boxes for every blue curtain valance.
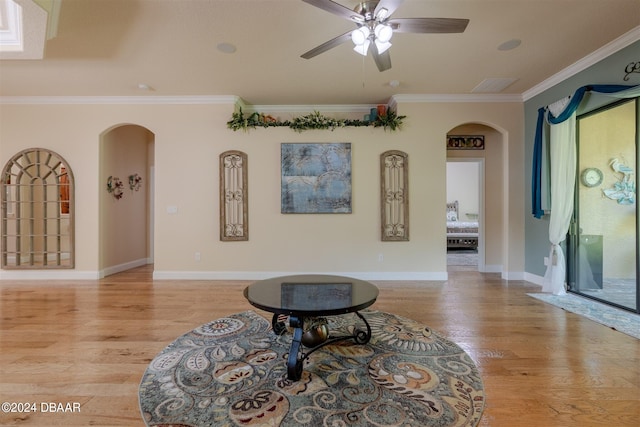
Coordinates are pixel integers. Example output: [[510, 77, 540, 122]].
[[531, 84, 639, 219]]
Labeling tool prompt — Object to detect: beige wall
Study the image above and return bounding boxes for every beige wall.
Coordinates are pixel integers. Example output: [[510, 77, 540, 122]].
[[0, 98, 525, 280]]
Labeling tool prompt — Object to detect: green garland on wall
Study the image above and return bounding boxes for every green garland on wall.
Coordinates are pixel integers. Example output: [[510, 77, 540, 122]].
[[227, 108, 406, 132]]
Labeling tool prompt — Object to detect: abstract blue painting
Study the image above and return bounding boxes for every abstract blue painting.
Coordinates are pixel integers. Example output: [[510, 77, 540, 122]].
[[281, 143, 352, 213]]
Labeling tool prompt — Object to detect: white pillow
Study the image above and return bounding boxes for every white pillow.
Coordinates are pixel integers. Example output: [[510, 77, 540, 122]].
[[447, 211, 458, 221]]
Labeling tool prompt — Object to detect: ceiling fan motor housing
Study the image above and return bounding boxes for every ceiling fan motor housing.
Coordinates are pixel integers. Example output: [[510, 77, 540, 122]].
[[354, 1, 389, 25], [354, 1, 381, 21]]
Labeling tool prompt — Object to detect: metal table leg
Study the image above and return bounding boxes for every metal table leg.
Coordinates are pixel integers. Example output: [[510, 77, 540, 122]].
[[287, 316, 304, 381], [273, 312, 373, 381]]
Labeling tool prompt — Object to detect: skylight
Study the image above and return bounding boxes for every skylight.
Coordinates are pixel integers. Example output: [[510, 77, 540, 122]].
[[0, 0, 58, 60], [0, 0, 24, 52]]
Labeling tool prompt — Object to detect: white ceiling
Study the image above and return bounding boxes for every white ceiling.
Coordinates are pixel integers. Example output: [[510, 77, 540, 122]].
[[1, 0, 639, 106]]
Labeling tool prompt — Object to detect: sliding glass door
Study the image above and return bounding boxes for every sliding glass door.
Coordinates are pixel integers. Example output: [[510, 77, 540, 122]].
[[569, 98, 639, 313]]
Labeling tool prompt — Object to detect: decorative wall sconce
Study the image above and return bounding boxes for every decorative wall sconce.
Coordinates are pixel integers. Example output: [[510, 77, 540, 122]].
[[107, 176, 124, 200], [129, 173, 142, 191]]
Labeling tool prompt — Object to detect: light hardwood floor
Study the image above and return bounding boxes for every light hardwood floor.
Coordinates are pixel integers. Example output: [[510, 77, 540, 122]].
[[1, 265, 638, 426]]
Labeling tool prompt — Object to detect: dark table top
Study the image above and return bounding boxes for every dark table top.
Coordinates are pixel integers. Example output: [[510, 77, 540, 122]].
[[244, 274, 378, 316]]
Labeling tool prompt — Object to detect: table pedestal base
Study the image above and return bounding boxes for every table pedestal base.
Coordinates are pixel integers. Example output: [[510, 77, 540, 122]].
[[272, 312, 372, 381]]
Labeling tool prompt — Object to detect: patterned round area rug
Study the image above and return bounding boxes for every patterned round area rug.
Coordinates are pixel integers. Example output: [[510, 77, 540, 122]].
[[139, 310, 484, 426]]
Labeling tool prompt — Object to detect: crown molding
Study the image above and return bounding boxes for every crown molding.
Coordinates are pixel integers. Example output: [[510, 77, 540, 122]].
[[0, 95, 240, 105], [0, 96, 383, 112], [1, 94, 523, 109], [523, 26, 640, 101], [390, 93, 523, 104], [239, 104, 380, 113]]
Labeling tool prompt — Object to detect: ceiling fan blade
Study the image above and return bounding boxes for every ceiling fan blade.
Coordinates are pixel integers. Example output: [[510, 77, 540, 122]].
[[301, 31, 353, 59], [374, 0, 404, 18], [389, 17, 469, 33], [302, 0, 360, 21], [371, 43, 392, 72]]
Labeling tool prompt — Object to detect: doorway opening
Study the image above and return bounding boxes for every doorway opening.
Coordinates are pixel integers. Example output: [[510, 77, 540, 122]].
[[446, 122, 505, 274], [446, 160, 483, 271], [99, 124, 155, 277]]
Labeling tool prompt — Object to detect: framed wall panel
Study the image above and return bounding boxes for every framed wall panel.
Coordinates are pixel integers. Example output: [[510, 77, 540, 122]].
[[381, 150, 409, 241], [220, 150, 248, 241]]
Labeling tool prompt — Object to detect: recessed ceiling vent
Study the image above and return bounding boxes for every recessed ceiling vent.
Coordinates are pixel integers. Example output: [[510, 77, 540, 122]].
[[471, 78, 518, 93]]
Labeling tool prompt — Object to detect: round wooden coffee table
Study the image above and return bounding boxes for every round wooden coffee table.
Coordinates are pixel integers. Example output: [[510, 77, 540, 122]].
[[244, 274, 378, 381]]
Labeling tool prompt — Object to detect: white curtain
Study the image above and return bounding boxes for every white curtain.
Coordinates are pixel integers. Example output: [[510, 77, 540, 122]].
[[541, 98, 576, 295]]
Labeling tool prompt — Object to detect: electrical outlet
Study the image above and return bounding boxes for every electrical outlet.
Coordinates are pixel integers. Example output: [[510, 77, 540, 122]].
[[543, 256, 549, 266], [195, 252, 201, 262], [378, 253, 384, 262]]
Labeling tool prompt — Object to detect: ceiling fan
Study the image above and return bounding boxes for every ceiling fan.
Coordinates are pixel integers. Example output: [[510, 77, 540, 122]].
[[301, 0, 469, 72]]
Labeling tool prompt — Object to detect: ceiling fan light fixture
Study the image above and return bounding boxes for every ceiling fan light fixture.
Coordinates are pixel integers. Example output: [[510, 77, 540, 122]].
[[353, 39, 370, 56], [374, 24, 393, 43], [375, 40, 392, 54], [351, 26, 370, 45], [376, 7, 389, 20]]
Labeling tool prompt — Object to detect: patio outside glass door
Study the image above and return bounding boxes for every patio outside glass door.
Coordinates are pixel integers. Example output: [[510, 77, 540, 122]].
[[569, 98, 638, 313]]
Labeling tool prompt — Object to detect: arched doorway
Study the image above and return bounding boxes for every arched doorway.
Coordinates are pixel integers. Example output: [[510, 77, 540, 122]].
[[99, 124, 155, 277], [446, 123, 504, 273]]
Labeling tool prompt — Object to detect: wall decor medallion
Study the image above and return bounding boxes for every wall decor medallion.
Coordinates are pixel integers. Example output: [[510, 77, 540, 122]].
[[128, 173, 143, 191], [447, 135, 485, 150], [381, 150, 409, 241], [220, 151, 248, 240], [281, 143, 351, 214], [106, 176, 124, 200]]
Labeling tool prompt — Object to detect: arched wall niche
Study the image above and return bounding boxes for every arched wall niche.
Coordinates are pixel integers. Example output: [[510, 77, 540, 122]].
[[446, 122, 506, 272], [1, 148, 75, 269], [99, 123, 155, 276]]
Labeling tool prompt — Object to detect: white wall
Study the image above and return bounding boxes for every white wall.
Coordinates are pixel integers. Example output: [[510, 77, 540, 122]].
[[0, 98, 525, 280], [446, 162, 479, 219]]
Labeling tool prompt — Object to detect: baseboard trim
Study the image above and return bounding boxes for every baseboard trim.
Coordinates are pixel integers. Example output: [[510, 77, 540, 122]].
[[524, 272, 544, 287], [100, 258, 150, 278], [0, 266, 540, 283], [152, 270, 449, 281], [481, 264, 502, 273], [0, 270, 100, 280]]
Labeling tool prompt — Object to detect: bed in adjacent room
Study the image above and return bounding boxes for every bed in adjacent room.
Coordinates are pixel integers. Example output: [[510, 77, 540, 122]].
[[446, 201, 478, 250]]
